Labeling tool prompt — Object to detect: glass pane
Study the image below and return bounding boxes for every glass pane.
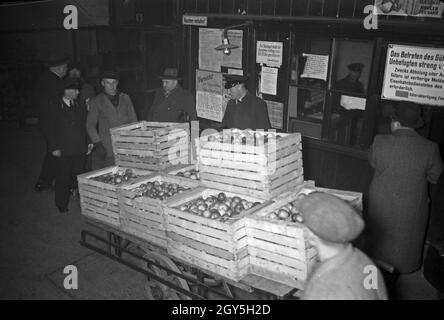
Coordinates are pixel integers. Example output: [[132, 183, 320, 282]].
[[331, 39, 373, 95], [288, 86, 326, 123]]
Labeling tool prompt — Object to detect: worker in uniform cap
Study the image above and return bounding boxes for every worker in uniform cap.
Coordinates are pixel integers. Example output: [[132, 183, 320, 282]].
[[86, 70, 138, 169], [146, 67, 197, 122], [34, 54, 70, 192], [298, 192, 388, 300], [222, 73, 271, 130], [366, 101, 443, 276], [51, 77, 89, 213]]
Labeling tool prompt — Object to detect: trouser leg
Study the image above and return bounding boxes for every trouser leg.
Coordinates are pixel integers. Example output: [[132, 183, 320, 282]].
[[70, 154, 85, 190], [55, 156, 72, 208], [38, 148, 57, 186]]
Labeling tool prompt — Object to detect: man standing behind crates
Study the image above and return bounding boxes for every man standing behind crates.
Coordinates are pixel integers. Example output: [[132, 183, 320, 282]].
[[86, 70, 138, 170]]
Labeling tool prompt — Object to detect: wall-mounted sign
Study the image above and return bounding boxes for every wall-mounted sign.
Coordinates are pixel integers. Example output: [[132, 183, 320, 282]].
[[256, 41, 283, 67], [260, 66, 278, 96], [265, 100, 284, 129], [182, 15, 208, 26], [381, 44, 444, 106], [374, 0, 444, 18], [196, 70, 228, 122]]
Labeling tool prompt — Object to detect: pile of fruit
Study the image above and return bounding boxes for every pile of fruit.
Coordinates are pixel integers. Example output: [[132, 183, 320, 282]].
[[175, 168, 199, 180], [207, 129, 282, 145], [266, 200, 304, 223], [92, 169, 139, 185], [133, 181, 190, 201], [177, 192, 261, 222]]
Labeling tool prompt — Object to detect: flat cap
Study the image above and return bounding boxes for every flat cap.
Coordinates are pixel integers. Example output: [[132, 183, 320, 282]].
[[298, 192, 364, 243], [101, 70, 120, 81], [160, 67, 181, 80], [223, 73, 249, 89], [347, 63, 364, 72], [45, 54, 70, 68]]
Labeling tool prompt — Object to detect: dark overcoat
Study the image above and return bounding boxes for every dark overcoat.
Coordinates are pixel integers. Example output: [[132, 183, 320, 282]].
[[147, 85, 197, 122], [365, 129, 444, 273], [222, 92, 271, 130]]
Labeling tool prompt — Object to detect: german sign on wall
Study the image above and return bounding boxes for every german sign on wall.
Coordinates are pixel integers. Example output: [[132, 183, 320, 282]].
[[381, 44, 444, 106], [196, 70, 229, 122], [374, 0, 444, 18]]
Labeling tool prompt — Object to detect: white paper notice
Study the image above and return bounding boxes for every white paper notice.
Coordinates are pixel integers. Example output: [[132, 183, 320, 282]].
[[199, 28, 222, 72], [196, 70, 226, 122], [340, 95, 367, 111], [222, 30, 243, 69], [265, 100, 284, 129], [381, 44, 444, 106], [227, 68, 244, 75], [301, 53, 329, 81], [256, 41, 283, 67], [260, 66, 278, 95]]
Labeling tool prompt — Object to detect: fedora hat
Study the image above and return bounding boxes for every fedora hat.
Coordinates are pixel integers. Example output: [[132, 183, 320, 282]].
[[393, 101, 424, 129], [160, 68, 181, 80]]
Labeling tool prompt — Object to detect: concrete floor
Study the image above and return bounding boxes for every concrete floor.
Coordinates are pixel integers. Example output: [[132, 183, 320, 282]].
[[0, 122, 442, 300]]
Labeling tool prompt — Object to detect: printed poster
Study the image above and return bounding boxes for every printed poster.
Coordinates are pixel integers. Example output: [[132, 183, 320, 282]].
[[260, 66, 278, 95], [300, 53, 329, 81], [265, 100, 284, 129], [256, 41, 283, 67], [198, 28, 243, 72], [374, 0, 444, 18], [196, 70, 228, 122], [381, 44, 444, 106]]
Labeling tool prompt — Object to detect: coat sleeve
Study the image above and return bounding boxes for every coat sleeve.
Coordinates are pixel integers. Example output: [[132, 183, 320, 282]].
[[368, 137, 377, 169], [86, 100, 101, 144], [427, 142, 444, 184], [221, 101, 232, 129], [257, 99, 272, 130], [46, 101, 58, 151], [125, 95, 138, 122]]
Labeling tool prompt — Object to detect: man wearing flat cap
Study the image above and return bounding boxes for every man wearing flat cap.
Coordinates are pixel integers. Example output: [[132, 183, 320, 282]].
[[146, 68, 197, 122], [51, 78, 88, 213], [222, 74, 271, 130], [34, 54, 69, 192], [366, 101, 443, 275], [299, 192, 388, 300], [86, 70, 138, 169]]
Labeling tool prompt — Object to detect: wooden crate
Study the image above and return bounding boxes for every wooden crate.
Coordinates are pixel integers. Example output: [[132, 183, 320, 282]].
[[110, 121, 191, 171], [117, 174, 199, 249], [245, 182, 363, 289], [164, 163, 201, 185], [77, 166, 153, 228], [197, 130, 304, 199], [163, 187, 267, 282]]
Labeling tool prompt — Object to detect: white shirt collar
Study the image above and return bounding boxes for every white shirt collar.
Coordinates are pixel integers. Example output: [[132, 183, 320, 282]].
[[63, 97, 73, 106]]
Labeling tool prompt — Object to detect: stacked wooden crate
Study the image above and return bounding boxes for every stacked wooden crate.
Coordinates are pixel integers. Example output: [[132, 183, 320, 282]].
[[245, 182, 363, 289], [77, 166, 152, 227], [197, 129, 304, 199], [110, 121, 190, 171], [164, 163, 201, 185], [164, 187, 266, 281], [118, 174, 199, 249]]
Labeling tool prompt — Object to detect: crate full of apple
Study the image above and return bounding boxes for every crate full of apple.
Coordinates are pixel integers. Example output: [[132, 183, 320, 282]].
[[77, 166, 153, 227], [164, 187, 266, 282], [165, 164, 201, 185], [110, 121, 190, 171], [117, 174, 199, 248], [197, 129, 304, 200]]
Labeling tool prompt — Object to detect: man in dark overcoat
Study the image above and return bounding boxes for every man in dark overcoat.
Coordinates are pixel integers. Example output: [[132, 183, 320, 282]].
[[51, 78, 88, 213], [221, 74, 271, 130], [146, 68, 197, 122], [365, 101, 444, 274], [34, 55, 69, 191]]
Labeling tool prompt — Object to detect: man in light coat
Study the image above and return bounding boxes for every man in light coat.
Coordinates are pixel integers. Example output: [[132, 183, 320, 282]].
[[365, 101, 443, 274], [86, 71, 138, 169], [299, 192, 388, 300]]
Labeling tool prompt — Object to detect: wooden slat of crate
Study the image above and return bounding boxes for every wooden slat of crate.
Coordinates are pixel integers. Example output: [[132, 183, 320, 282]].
[[164, 187, 266, 280], [118, 173, 199, 248]]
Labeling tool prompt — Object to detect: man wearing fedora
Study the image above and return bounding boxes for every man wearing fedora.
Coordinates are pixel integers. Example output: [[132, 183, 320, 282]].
[[298, 192, 387, 300], [146, 67, 197, 122], [34, 55, 69, 192], [365, 102, 443, 279], [51, 78, 88, 213], [222, 73, 271, 130], [86, 70, 138, 169]]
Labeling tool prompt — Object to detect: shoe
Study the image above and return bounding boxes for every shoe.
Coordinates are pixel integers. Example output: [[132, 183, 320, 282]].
[[57, 206, 69, 213]]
